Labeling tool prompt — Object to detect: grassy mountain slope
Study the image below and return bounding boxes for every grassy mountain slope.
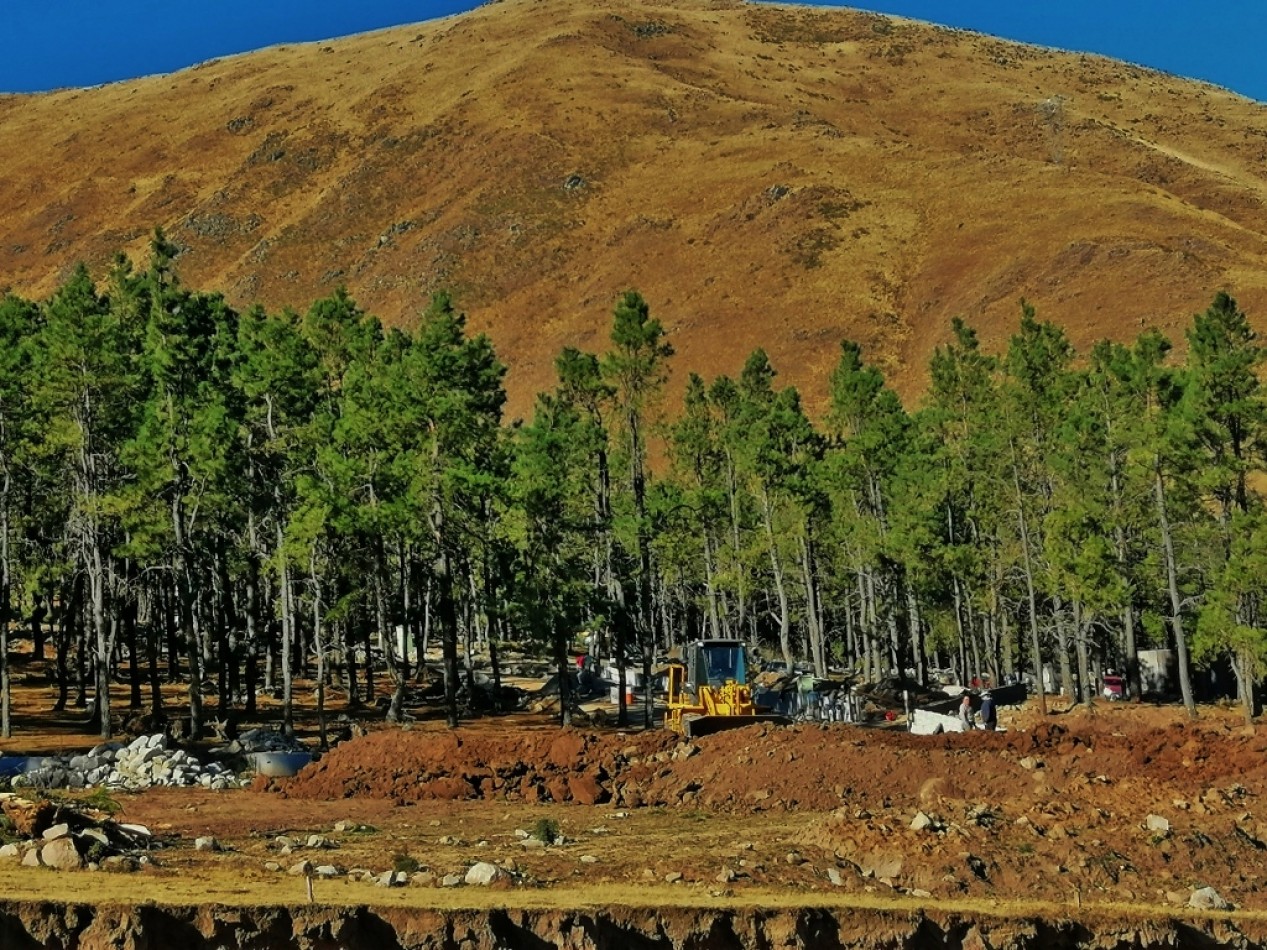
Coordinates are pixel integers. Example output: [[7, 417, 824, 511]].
[[2, 0, 1265, 414]]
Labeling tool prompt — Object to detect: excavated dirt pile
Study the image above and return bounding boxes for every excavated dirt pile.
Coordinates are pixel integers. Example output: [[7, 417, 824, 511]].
[[270, 727, 679, 804], [269, 708, 1267, 909], [276, 713, 1267, 812]]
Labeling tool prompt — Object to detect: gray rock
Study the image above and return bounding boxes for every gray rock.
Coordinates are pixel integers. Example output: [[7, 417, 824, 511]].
[[315, 864, 342, 878], [288, 859, 313, 876], [910, 812, 934, 832], [1189, 886, 1229, 910], [580, 855, 598, 864], [21, 848, 40, 867], [465, 861, 511, 886], [101, 855, 138, 873], [0, 843, 20, 860], [664, 871, 683, 883], [440, 873, 463, 887], [195, 836, 221, 852], [42, 823, 71, 841], [827, 867, 845, 886], [1146, 814, 1171, 834], [41, 838, 83, 870]]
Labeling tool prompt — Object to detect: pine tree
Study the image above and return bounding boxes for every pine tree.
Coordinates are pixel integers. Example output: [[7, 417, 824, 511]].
[[601, 291, 672, 726]]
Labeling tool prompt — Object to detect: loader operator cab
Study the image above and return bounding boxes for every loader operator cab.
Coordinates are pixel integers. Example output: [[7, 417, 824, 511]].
[[688, 639, 748, 692]]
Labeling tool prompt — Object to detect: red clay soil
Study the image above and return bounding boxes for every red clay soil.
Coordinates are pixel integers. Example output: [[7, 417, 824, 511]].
[[266, 704, 1267, 909]]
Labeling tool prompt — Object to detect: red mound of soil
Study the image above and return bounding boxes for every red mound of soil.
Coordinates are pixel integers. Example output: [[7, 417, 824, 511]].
[[272, 726, 677, 804], [272, 714, 1267, 819]]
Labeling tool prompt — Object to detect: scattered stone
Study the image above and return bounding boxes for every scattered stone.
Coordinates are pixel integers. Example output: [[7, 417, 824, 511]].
[[910, 812, 934, 832], [785, 851, 805, 865], [21, 848, 40, 868], [1146, 815, 1171, 835], [42, 823, 71, 841], [664, 871, 683, 883], [263, 861, 281, 872], [315, 865, 342, 878], [910, 888, 932, 898], [101, 855, 139, 873], [1189, 886, 1229, 911], [440, 873, 463, 888], [306, 834, 335, 850], [580, 854, 598, 864], [288, 859, 313, 877], [41, 837, 83, 870], [671, 744, 699, 762], [716, 867, 737, 883], [194, 836, 221, 852], [827, 867, 845, 886], [465, 861, 511, 886], [0, 843, 20, 860]]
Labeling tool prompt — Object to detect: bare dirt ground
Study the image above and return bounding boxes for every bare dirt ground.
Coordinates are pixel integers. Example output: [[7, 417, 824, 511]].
[[2, 661, 1266, 928]]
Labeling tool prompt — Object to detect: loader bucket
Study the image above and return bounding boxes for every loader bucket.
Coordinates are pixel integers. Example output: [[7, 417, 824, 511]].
[[682, 713, 792, 740]]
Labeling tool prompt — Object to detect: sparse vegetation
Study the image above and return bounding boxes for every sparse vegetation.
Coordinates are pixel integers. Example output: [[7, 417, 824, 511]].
[[532, 818, 561, 844], [392, 852, 421, 873]]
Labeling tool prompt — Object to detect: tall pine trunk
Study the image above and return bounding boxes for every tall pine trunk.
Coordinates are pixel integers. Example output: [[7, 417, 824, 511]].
[[1010, 440, 1049, 714], [1154, 462, 1197, 719]]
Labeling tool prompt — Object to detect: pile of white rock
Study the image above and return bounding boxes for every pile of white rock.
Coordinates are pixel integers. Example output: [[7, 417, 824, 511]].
[[11, 734, 241, 791]]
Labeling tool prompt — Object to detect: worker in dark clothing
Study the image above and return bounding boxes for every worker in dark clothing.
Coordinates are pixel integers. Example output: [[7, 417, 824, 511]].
[[979, 691, 997, 731]]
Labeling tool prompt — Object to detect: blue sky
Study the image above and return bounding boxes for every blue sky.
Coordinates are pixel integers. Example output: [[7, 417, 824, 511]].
[[2, 1, 1264, 102]]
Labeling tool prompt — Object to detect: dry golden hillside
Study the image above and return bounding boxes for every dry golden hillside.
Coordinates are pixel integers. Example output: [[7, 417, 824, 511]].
[[1, 0, 1265, 415]]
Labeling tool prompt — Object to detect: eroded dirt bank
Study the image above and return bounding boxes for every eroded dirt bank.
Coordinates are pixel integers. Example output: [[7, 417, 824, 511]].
[[0, 901, 1263, 950]]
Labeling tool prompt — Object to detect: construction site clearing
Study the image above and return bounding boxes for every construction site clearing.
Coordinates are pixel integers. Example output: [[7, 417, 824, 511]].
[[0, 655, 1266, 949]]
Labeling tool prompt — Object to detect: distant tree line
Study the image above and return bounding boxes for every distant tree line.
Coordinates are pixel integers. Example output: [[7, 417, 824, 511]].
[[0, 232, 1264, 740]]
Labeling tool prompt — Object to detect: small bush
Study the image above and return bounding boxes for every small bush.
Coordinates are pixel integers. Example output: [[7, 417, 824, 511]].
[[531, 817, 560, 844], [83, 788, 122, 815], [392, 852, 421, 873]]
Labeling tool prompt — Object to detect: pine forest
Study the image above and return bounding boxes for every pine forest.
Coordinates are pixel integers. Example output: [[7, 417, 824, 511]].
[[1, 232, 1264, 742]]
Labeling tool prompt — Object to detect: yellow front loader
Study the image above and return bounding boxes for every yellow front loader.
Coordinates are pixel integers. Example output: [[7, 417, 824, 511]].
[[664, 639, 791, 739]]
